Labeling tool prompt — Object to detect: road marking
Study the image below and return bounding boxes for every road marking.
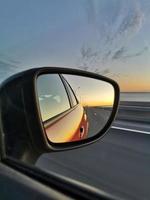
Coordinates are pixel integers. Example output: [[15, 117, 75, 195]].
[[111, 126, 150, 134]]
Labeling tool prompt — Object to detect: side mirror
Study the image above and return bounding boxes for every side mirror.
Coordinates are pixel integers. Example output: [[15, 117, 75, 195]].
[[0, 67, 120, 164]]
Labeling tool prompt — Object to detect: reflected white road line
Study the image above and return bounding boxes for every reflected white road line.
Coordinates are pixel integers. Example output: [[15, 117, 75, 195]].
[[111, 126, 150, 134]]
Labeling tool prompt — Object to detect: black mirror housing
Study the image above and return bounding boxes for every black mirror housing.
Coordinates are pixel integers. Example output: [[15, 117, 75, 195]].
[[0, 67, 120, 163]]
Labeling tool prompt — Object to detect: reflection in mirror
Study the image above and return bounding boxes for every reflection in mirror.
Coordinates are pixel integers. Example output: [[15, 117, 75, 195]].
[[37, 74, 115, 144]]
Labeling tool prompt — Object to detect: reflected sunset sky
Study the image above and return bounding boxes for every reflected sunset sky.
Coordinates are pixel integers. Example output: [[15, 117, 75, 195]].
[[0, 0, 150, 92], [64, 75, 114, 107]]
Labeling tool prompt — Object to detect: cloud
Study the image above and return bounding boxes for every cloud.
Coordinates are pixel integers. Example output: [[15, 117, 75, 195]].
[[101, 50, 112, 63], [79, 45, 99, 70], [82, 0, 145, 68], [117, 3, 145, 39], [123, 46, 149, 59], [85, 1, 145, 38], [111, 46, 148, 60], [39, 97, 44, 101], [81, 46, 98, 59], [112, 47, 126, 60]]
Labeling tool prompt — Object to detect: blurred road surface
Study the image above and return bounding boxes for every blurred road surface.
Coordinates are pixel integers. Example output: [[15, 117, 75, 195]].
[[36, 102, 150, 200]]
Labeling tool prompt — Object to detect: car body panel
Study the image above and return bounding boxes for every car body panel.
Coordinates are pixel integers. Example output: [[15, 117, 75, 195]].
[[44, 104, 89, 143]]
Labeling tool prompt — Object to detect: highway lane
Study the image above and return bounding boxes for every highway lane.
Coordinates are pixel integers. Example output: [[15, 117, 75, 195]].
[[36, 104, 150, 200], [36, 126, 150, 200]]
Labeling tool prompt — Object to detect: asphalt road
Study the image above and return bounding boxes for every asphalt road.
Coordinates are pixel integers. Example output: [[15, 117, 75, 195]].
[[84, 106, 112, 137], [36, 104, 150, 200]]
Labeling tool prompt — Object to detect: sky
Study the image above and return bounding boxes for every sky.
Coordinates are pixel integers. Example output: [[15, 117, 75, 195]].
[[0, 0, 150, 92], [64, 75, 114, 107]]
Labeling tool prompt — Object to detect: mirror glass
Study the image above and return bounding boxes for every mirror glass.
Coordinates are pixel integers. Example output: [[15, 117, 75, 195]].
[[37, 74, 115, 143]]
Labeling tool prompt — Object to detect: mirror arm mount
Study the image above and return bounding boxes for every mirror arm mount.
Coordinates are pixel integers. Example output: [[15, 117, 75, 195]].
[[0, 74, 49, 164]]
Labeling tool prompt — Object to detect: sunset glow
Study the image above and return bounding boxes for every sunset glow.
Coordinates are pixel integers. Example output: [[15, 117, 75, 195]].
[[64, 75, 114, 107]]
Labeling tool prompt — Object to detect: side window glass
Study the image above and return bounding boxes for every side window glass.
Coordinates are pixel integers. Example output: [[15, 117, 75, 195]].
[[64, 79, 78, 107], [37, 74, 71, 121]]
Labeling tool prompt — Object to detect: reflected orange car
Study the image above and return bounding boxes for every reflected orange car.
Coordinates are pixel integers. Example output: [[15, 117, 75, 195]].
[[43, 76, 89, 143]]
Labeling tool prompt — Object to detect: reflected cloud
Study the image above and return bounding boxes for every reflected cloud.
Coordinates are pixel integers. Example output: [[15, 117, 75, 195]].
[[39, 97, 44, 101], [53, 96, 61, 103], [44, 94, 52, 98], [39, 94, 53, 101]]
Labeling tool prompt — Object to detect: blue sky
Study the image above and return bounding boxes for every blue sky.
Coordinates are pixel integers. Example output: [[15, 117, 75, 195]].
[[0, 0, 150, 91]]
